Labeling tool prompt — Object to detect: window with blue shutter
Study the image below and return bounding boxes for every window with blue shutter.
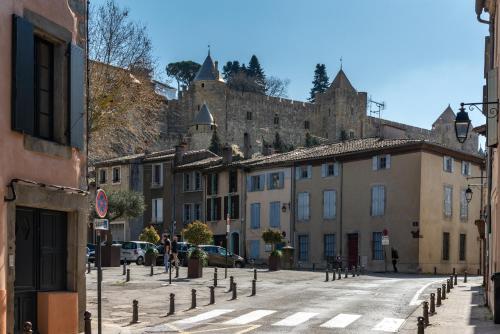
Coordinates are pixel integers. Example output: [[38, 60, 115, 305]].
[[250, 203, 261, 229], [268, 172, 284, 190], [323, 190, 336, 219], [324, 234, 336, 258], [249, 240, 260, 260], [69, 44, 85, 150], [372, 232, 383, 260], [298, 192, 310, 221], [298, 235, 309, 261], [269, 202, 281, 227], [371, 185, 385, 216]]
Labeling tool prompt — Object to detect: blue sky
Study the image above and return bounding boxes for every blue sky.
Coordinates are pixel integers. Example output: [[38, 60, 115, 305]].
[[92, 0, 488, 141]]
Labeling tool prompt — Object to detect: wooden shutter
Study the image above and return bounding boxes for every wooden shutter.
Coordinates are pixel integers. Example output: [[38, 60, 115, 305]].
[[380, 186, 385, 215], [267, 173, 272, 189], [12, 15, 35, 134], [295, 167, 301, 180], [216, 197, 222, 220], [451, 158, 454, 172], [332, 190, 337, 218], [259, 174, 265, 190], [385, 155, 391, 169], [334, 162, 340, 176], [307, 165, 312, 178], [246, 176, 252, 192], [443, 156, 447, 171], [278, 172, 284, 188], [371, 187, 377, 216], [206, 198, 211, 221], [323, 191, 329, 218], [372, 157, 378, 170], [321, 164, 326, 177], [70, 43, 85, 149]]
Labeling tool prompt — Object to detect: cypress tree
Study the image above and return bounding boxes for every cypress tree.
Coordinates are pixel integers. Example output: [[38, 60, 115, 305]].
[[247, 55, 266, 94], [208, 129, 222, 155], [309, 64, 330, 102]]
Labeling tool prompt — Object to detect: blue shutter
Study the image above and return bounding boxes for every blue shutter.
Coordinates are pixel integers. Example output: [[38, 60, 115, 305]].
[[307, 165, 312, 178], [250, 240, 260, 260], [247, 176, 253, 192], [12, 15, 35, 134], [259, 175, 265, 190], [321, 164, 326, 177], [295, 167, 301, 180], [70, 44, 85, 150], [270, 202, 280, 228]]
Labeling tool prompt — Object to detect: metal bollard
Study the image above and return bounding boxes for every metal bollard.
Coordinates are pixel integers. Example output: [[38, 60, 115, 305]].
[[331, 269, 336, 281], [344, 268, 348, 278], [228, 276, 234, 292], [454, 273, 457, 286], [175, 266, 179, 278], [150, 264, 154, 276], [132, 300, 139, 323], [123, 262, 126, 275], [232, 282, 237, 300], [442, 284, 447, 299], [214, 270, 218, 287], [434, 267, 437, 275], [168, 293, 175, 315], [191, 289, 197, 309], [446, 279, 451, 293], [209, 286, 215, 304], [430, 293, 436, 314], [126, 269, 130, 282], [312, 263, 316, 272], [464, 271, 468, 283], [436, 288, 442, 306], [338, 268, 342, 280], [251, 279, 256, 296], [254, 268, 257, 281], [417, 317, 425, 334], [423, 301, 429, 326], [352, 267, 355, 278], [449, 275, 454, 289], [84, 311, 92, 334], [22, 321, 33, 334], [453, 267, 456, 275], [325, 271, 329, 281], [87, 261, 91, 274]]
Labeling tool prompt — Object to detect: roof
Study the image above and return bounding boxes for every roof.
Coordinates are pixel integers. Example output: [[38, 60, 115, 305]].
[[175, 156, 223, 171], [433, 105, 456, 127], [93, 153, 145, 167], [144, 149, 217, 164], [194, 53, 217, 81], [194, 104, 215, 125], [330, 69, 355, 91]]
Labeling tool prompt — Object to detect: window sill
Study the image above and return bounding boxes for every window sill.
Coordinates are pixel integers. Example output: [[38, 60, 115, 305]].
[[24, 135, 72, 159], [112, 181, 121, 185], [151, 184, 163, 189]]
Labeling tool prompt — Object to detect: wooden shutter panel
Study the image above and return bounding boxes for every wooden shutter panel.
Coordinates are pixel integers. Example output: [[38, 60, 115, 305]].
[[223, 196, 228, 219], [70, 43, 85, 149], [12, 15, 35, 134], [206, 199, 211, 221], [295, 167, 301, 180], [451, 158, 454, 172], [334, 162, 340, 176], [259, 174, 265, 190], [307, 165, 312, 178], [321, 164, 326, 177], [279, 172, 284, 188], [216, 197, 222, 220], [372, 157, 378, 170], [385, 155, 391, 169], [247, 176, 252, 192]]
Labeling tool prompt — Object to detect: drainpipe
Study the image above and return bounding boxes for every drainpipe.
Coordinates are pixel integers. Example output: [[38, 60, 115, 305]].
[[171, 162, 176, 236], [291, 166, 296, 248], [339, 161, 344, 257], [485, 147, 493, 306]]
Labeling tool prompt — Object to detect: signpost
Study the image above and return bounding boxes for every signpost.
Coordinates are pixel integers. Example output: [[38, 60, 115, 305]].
[[382, 229, 389, 273], [95, 189, 108, 334], [225, 213, 230, 279]]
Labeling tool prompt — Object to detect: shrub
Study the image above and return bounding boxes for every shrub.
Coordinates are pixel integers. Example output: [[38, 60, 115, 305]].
[[182, 220, 213, 246], [262, 228, 283, 256], [139, 226, 160, 244]]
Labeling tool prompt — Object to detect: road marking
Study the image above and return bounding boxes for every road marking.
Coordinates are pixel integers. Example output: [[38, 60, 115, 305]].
[[175, 309, 234, 324], [320, 313, 361, 328], [409, 280, 442, 305], [272, 312, 318, 326], [224, 310, 276, 325], [372, 317, 405, 332]]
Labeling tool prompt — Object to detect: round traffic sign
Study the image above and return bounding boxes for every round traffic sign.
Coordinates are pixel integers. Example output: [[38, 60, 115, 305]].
[[95, 189, 108, 218]]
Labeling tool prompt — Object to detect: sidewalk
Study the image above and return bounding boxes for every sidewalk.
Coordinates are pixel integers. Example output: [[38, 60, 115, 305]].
[[400, 278, 499, 333]]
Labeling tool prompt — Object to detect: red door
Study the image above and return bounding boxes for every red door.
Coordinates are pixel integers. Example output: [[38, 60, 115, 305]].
[[347, 233, 359, 268]]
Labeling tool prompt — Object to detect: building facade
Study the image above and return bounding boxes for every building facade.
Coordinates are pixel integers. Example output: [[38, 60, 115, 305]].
[[0, 0, 88, 333]]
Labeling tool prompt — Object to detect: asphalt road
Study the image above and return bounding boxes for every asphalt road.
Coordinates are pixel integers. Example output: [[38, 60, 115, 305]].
[[86, 266, 459, 333]]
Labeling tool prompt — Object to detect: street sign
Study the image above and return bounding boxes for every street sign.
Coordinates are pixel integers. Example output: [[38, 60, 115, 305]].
[[94, 219, 109, 231], [382, 235, 390, 245], [95, 189, 108, 218]]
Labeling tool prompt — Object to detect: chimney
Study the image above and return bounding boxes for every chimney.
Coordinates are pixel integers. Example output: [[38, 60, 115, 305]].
[[214, 61, 218, 71], [174, 142, 187, 165], [222, 144, 232, 164]]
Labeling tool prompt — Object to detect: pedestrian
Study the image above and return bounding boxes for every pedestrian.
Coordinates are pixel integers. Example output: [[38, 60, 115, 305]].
[[163, 235, 171, 273], [391, 248, 399, 273], [171, 235, 179, 270]]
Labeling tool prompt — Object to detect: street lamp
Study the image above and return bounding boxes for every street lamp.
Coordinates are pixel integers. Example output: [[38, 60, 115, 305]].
[[455, 104, 471, 143], [465, 186, 473, 203]]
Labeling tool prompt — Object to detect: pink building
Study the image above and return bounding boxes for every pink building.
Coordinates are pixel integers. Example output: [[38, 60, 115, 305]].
[[0, 0, 88, 333]]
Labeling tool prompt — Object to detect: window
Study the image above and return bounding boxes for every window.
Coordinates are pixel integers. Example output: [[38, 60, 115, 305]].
[[224, 195, 240, 219], [460, 189, 468, 220], [194, 203, 201, 220], [194, 172, 201, 190], [297, 192, 310, 221], [250, 203, 261, 229], [459, 234, 466, 261], [183, 173, 191, 192], [372, 155, 391, 170], [323, 190, 337, 219], [207, 173, 218, 195], [152, 198, 163, 223], [298, 235, 309, 261], [444, 185, 453, 217], [152, 164, 163, 187], [443, 156, 454, 173], [99, 169, 107, 184], [249, 240, 260, 260], [321, 163, 339, 177], [349, 130, 355, 138], [442, 232, 450, 260], [461, 161, 471, 176], [304, 120, 310, 129], [229, 171, 238, 193], [372, 232, 384, 260], [371, 185, 385, 216], [269, 202, 281, 228], [183, 204, 192, 223], [111, 167, 121, 183], [34, 37, 54, 140], [324, 234, 336, 258], [273, 115, 279, 125], [295, 165, 312, 180], [248, 174, 265, 192], [267, 172, 284, 190], [247, 111, 252, 120], [206, 197, 221, 221]]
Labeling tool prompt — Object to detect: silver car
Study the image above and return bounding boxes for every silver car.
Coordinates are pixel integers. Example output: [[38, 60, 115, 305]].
[[120, 241, 156, 265]]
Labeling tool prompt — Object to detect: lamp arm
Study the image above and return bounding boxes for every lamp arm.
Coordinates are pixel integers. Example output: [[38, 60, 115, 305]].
[[461, 100, 499, 119]]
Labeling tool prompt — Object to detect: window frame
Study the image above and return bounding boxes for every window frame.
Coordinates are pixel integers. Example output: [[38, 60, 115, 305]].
[[250, 203, 261, 229], [323, 189, 337, 219], [370, 185, 386, 217], [324, 234, 336, 259], [269, 201, 281, 228], [297, 192, 310, 221], [372, 232, 384, 260], [34, 36, 55, 141], [298, 235, 309, 262], [151, 163, 163, 187], [443, 185, 453, 218], [183, 203, 192, 223], [111, 166, 121, 184], [442, 232, 450, 261], [99, 168, 107, 184], [443, 156, 454, 173]]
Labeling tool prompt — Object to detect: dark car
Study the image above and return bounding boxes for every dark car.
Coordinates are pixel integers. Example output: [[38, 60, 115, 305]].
[[198, 245, 245, 268], [87, 243, 96, 263], [155, 241, 193, 266]]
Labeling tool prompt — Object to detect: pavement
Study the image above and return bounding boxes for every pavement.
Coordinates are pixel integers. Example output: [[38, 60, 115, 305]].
[[85, 265, 500, 333]]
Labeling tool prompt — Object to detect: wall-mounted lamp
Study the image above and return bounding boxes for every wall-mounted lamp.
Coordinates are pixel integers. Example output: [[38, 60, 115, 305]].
[[281, 203, 290, 212], [454, 100, 499, 143]]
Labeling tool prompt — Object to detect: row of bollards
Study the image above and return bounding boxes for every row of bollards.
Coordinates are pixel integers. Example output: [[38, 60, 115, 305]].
[[325, 266, 361, 282]]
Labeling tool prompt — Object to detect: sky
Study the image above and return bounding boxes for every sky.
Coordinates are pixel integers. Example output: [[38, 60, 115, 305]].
[[92, 0, 489, 142]]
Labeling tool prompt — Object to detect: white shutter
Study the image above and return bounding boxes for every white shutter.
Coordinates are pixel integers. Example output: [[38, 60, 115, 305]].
[[295, 167, 301, 180], [468, 163, 471, 176], [451, 158, 454, 172], [372, 156, 378, 170], [461, 162, 465, 175], [321, 164, 326, 177], [158, 199, 163, 222], [334, 162, 340, 176], [307, 165, 312, 178], [259, 174, 265, 190], [332, 190, 337, 218], [247, 176, 252, 191], [152, 199, 156, 222], [385, 155, 391, 169], [443, 156, 447, 171]]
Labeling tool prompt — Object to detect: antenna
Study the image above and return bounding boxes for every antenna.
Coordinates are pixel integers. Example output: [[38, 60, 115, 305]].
[[368, 98, 386, 138], [340, 56, 343, 70]]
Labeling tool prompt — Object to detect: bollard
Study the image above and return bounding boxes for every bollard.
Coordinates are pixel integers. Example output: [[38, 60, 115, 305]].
[[209, 286, 215, 304], [84, 311, 92, 334], [214, 270, 218, 287], [150, 264, 154, 276], [232, 282, 237, 300], [228, 276, 234, 292], [325, 271, 329, 282], [464, 271, 468, 283], [434, 267, 437, 275], [449, 275, 454, 289], [453, 267, 456, 275], [430, 293, 436, 315], [175, 266, 179, 278], [22, 321, 33, 334], [352, 267, 355, 278], [312, 263, 316, 272], [254, 268, 257, 281], [87, 261, 91, 274], [423, 301, 429, 326], [191, 289, 197, 309], [331, 269, 336, 281], [338, 268, 341, 280], [126, 268, 130, 282], [446, 279, 451, 293], [417, 317, 425, 334], [123, 262, 126, 275], [436, 288, 442, 306], [442, 284, 447, 299], [357, 266, 360, 277], [251, 279, 256, 296], [132, 300, 139, 323], [344, 268, 348, 278], [168, 293, 175, 315], [454, 273, 457, 286]]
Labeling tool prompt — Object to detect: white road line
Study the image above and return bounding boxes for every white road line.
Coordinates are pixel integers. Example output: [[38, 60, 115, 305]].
[[372, 317, 405, 332], [272, 312, 318, 326], [320, 313, 361, 328], [175, 309, 234, 324], [224, 310, 276, 325], [409, 280, 442, 305]]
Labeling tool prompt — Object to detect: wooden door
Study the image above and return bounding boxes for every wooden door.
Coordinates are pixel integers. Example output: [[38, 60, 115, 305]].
[[347, 233, 359, 268]]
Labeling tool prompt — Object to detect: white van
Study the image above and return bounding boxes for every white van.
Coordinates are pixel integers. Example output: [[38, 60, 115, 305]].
[[121, 241, 156, 265]]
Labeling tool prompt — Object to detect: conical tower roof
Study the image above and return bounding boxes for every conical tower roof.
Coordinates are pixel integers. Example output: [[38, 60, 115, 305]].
[[330, 69, 355, 91], [194, 103, 215, 125], [433, 105, 456, 127], [194, 52, 217, 81]]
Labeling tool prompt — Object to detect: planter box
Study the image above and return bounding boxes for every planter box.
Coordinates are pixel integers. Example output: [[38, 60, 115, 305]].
[[101, 245, 121, 267], [269, 255, 281, 271], [188, 258, 203, 278], [145, 253, 157, 266]]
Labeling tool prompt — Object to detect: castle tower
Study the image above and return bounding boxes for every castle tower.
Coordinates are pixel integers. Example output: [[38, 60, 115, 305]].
[[188, 103, 218, 150], [431, 105, 479, 152]]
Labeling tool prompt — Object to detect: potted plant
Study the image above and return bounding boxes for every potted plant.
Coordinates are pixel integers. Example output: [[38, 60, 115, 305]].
[[182, 221, 213, 278], [139, 226, 160, 266], [262, 228, 284, 271]]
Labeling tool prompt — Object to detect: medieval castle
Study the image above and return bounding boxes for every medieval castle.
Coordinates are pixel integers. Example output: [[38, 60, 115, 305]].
[[158, 52, 479, 156]]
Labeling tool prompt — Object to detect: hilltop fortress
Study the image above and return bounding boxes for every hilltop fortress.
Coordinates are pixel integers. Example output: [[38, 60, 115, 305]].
[[158, 52, 478, 156]]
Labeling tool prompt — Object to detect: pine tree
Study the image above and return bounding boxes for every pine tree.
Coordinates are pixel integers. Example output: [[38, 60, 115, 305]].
[[309, 64, 330, 102], [208, 129, 222, 155], [273, 132, 283, 152], [247, 55, 266, 94]]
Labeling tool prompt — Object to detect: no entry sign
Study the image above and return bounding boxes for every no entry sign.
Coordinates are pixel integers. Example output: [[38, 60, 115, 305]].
[[95, 189, 108, 218]]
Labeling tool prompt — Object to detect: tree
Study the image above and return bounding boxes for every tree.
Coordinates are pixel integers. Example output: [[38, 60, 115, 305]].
[[88, 0, 163, 161], [209, 129, 222, 155], [90, 190, 146, 222], [305, 133, 320, 147], [265, 76, 290, 98], [166, 61, 201, 90], [246, 55, 266, 94], [182, 221, 213, 246], [262, 228, 284, 255], [309, 64, 330, 102], [273, 132, 285, 152], [222, 61, 242, 81], [139, 226, 160, 244]]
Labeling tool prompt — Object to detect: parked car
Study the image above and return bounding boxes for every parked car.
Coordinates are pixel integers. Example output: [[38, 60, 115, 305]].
[[120, 241, 156, 265], [87, 243, 95, 263], [198, 245, 245, 268], [155, 241, 193, 266]]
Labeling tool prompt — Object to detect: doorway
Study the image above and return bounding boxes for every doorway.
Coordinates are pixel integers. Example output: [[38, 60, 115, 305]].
[[14, 207, 67, 333], [347, 233, 359, 268], [231, 232, 240, 255]]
